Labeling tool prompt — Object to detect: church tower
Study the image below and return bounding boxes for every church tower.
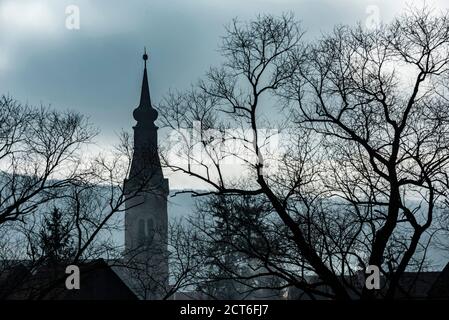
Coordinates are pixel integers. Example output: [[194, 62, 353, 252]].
[[124, 49, 169, 299]]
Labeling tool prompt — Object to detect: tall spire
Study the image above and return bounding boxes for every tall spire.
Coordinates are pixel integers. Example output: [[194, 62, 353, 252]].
[[133, 48, 158, 125], [124, 50, 169, 301], [140, 47, 151, 107]]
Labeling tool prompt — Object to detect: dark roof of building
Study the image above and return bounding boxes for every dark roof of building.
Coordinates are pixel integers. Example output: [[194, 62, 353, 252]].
[[0, 259, 138, 300], [395, 271, 441, 299], [427, 262, 449, 298], [287, 263, 449, 300]]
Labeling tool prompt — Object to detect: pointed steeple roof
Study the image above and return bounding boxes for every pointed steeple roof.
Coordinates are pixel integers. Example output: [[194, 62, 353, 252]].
[[133, 48, 158, 125], [139, 48, 151, 107]]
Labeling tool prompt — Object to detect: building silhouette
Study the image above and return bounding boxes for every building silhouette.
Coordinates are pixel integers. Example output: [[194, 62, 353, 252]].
[[123, 49, 169, 299]]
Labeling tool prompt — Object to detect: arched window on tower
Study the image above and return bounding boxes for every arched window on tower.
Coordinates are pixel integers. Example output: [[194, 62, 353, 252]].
[[147, 219, 154, 243], [138, 219, 146, 246]]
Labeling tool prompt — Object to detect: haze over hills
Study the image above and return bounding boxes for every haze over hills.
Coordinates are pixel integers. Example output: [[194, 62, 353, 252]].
[[1, 168, 448, 271]]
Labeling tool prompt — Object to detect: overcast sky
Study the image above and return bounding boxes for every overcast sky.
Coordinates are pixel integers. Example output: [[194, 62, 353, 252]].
[[1, 0, 449, 188]]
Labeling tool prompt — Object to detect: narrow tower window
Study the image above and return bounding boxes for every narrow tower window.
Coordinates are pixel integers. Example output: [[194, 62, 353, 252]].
[[138, 219, 146, 246], [147, 219, 154, 243]]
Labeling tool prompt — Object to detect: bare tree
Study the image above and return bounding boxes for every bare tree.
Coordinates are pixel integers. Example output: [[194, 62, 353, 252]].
[[0, 95, 96, 225], [0, 97, 169, 299], [158, 13, 351, 299], [158, 8, 449, 300], [285, 6, 449, 299]]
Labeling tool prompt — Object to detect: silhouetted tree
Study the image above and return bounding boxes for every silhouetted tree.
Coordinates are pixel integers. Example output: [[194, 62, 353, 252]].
[[192, 194, 284, 299], [39, 207, 75, 266], [0, 97, 165, 299], [285, 6, 449, 299], [159, 7, 449, 299]]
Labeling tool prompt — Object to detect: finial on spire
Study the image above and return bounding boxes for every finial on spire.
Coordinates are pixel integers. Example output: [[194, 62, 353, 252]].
[[133, 47, 158, 125], [143, 47, 148, 68]]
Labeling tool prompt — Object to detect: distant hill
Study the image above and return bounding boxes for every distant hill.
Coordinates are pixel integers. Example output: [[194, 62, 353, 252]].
[[167, 190, 200, 221], [0, 169, 447, 271]]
